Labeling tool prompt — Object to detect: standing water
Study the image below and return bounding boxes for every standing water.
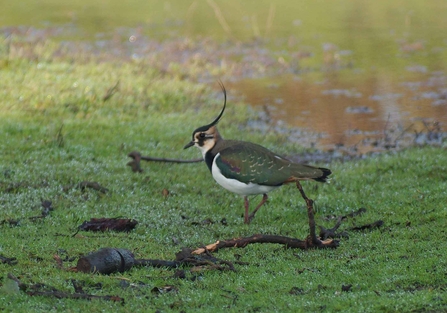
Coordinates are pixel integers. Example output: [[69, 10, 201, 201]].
[[2, 0, 447, 153]]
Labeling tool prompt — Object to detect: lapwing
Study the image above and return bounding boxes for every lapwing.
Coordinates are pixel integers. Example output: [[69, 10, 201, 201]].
[[184, 83, 331, 224]]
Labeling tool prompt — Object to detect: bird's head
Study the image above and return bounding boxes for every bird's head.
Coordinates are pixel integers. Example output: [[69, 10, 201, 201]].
[[184, 82, 226, 155]]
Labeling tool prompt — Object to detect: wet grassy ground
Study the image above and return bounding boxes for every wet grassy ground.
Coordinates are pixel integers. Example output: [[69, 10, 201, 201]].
[[1, 35, 447, 312], [1, 2, 447, 312]]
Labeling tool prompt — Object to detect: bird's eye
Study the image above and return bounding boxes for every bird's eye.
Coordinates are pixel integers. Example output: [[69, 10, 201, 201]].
[[199, 133, 206, 138]]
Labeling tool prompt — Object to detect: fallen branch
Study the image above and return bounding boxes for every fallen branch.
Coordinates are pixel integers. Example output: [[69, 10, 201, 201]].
[[191, 234, 335, 254], [0, 218, 20, 226], [7, 273, 26, 290], [192, 182, 338, 255], [127, 151, 202, 172], [320, 208, 383, 238], [75, 247, 236, 274], [71, 183, 339, 274], [349, 220, 384, 231], [78, 181, 109, 194], [102, 80, 119, 102], [319, 217, 348, 240], [129, 151, 202, 164], [296, 181, 338, 248]]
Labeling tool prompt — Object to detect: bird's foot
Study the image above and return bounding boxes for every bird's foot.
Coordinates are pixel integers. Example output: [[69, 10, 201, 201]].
[[243, 194, 268, 224], [244, 212, 256, 224]]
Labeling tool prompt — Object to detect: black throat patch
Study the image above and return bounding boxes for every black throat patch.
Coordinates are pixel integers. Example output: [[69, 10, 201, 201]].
[[204, 150, 216, 172]]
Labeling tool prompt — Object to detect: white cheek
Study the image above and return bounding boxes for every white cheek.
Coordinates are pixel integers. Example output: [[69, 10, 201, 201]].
[[196, 144, 208, 159], [194, 140, 214, 159]]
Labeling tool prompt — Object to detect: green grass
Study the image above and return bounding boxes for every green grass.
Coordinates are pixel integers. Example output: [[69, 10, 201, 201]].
[[1, 38, 447, 312]]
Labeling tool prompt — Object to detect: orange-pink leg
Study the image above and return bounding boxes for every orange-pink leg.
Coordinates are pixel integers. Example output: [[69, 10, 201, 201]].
[[244, 194, 268, 224]]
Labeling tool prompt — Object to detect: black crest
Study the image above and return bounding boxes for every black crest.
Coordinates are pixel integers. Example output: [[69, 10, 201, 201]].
[[194, 81, 227, 133]]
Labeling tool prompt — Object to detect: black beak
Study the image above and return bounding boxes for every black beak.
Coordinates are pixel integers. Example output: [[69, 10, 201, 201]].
[[184, 141, 195, 149]]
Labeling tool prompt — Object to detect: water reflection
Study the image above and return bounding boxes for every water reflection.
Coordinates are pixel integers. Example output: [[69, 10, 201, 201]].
[[3, 0, 447, 153], [230, 71, 447, 152]]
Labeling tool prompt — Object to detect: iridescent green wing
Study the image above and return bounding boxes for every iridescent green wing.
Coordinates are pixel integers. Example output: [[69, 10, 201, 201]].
[[215, 142, 293, 186]]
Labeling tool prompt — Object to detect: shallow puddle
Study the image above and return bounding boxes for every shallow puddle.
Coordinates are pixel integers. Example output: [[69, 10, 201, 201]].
[[229, 71, 447, 152], [2, 0, 447, 153]]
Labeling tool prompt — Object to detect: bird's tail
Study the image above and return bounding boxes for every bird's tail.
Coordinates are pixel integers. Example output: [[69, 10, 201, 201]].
[[285, 164, 332, 184], [312, 167, 332, 182]]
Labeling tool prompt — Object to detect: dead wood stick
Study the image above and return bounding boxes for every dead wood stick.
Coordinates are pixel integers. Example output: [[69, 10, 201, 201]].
[[318, 216, 347, 239], [295, 181, 317, 244], [296, 181, 338, 248], [128, 151, 202, 164], [349, 220, 384, 231], [78, 181, 109, 193], [191, 234, 336, 254], [102, 80, 119, 102], [192, 235, 307, 254], [141, 155, 203, 163], [127, 151, 203, 172], [76, 247, 226, 274], [7, 273, 27, 290], [192, 182, 338, 255]]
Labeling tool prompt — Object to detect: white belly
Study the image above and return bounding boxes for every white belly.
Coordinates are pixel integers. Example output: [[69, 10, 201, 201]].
[[211, 153, 279, 196]]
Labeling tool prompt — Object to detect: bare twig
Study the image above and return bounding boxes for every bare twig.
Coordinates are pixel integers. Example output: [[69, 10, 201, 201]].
[[192, 235, 307, 254], [128, 151, 202, 164], [394, 124, 414, 142], [7, 273, 26, 290], [102, 80, 119, 102], [348, 220, 384, 231], [318, 217, 345, 240], [127, 151, 202, 172], [78, 181, 109, 193], [295, 181, 319, 245], [191, 233, 337, 255]]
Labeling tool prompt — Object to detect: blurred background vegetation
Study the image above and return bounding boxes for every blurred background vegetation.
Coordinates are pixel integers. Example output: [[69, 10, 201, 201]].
[[2, 0, 446, 151]]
